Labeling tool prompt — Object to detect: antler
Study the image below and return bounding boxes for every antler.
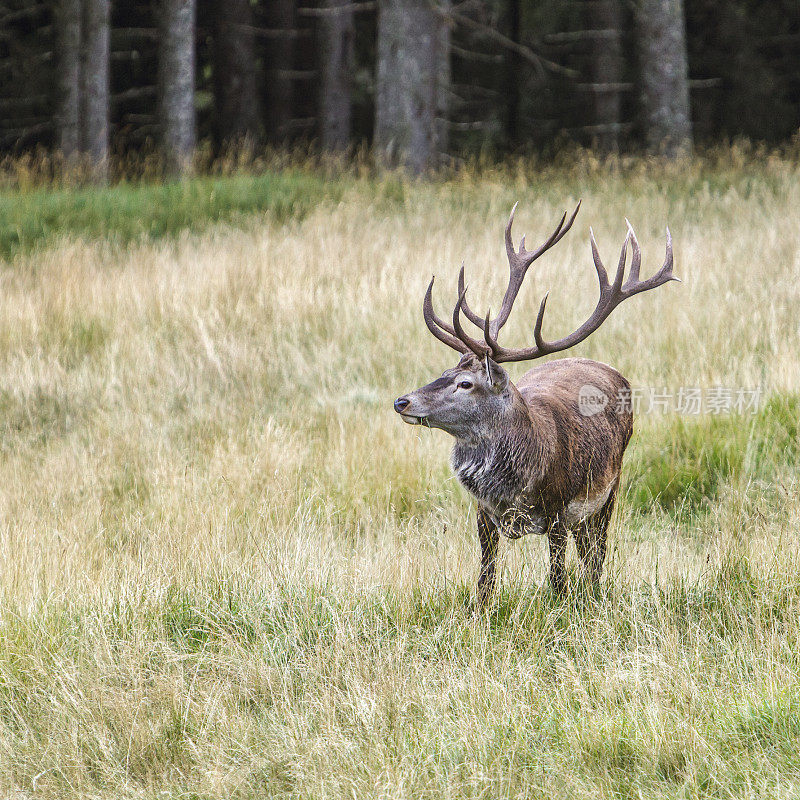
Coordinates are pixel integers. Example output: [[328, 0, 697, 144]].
[[422, 204, 679, 363], [422, 276, 493, 358], [423, 276, 469, 353], [425, 202, 581, 358], [457, 201, 581, 338], [486, 220, 678, 362]]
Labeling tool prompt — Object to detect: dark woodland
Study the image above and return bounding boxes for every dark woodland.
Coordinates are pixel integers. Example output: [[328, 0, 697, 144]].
[[0, 0, 798, 174]]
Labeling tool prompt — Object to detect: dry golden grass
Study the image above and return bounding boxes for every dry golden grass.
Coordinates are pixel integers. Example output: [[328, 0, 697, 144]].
[[0, 155, 799, 798]]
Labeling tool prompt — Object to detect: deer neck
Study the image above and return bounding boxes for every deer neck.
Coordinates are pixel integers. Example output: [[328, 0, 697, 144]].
[[450, 395, 536, 511]]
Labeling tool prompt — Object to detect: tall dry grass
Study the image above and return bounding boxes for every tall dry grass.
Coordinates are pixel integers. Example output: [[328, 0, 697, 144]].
[[0, 155, 799, 798]]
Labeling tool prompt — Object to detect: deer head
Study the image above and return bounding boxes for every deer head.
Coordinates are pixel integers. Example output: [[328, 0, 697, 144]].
[[394, 203, 677, 437], [394, 351, 513, 439]]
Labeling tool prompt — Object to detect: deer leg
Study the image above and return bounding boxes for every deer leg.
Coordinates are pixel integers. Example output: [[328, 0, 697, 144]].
[[476, 508, 500, 606], [576, 481, 618, 585], [547, 521, 568, 596]]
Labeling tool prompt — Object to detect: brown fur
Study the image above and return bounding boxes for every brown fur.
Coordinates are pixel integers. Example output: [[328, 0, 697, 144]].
[[395, 354, 633, 603], [515, 357, 632, 513]]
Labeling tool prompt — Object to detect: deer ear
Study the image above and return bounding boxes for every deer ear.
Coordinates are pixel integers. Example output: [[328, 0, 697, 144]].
[[485, 356, 508, 392]]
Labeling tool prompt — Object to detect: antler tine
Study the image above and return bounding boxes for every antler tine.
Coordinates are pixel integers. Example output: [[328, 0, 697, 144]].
[[452, 287, 489, 358], [504, 207, 567, 277], [483, 308, 499, 358], [531, 201, 581, 259], [503, 201, 520, 254], [423, 277, 469, 354], [621, 225, 680, 296], [457, 264, 486, 329], [493, 201, 581, 338], [532, 292, 549, 352], [589, 227, 610, 292], [504, 205, 566, 270], [625, 219, 641, 284], [612, 231, 631, 295]]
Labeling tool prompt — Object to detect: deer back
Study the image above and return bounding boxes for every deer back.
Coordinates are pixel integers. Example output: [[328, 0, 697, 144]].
[[515, 358, 632, 511]]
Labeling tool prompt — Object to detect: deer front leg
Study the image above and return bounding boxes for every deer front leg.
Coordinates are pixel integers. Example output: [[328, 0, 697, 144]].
[[547, 521, 568, 596], [476, 508, 500, 607]]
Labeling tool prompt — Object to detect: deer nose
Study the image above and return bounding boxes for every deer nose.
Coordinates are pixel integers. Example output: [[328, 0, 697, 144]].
[[394, 396, 410, 414]]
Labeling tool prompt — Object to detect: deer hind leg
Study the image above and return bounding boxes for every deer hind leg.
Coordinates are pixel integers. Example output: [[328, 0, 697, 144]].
[[575, 479, 619, 586], [476, 508, 500, 607]]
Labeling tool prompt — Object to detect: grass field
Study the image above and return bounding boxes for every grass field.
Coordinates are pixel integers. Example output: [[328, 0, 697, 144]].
[[1, 150, 800, 798]]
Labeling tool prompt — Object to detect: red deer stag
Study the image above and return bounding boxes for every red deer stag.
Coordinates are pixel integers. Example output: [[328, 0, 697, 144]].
[[394, 203, 677, 604]]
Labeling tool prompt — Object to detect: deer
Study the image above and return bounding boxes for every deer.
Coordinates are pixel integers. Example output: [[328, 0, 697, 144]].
[[393, 202, 677, 605]]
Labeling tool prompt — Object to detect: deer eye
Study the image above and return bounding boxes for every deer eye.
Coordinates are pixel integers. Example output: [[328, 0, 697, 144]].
[[457, 380, 473, 390]]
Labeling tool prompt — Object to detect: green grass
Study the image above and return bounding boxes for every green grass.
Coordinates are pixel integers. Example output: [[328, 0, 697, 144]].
[[0, 151, 799, 797], [0, 169, 343, 260], [3, 575, 800, 798], [626, 395, 800, 517], [0, 141, 795, 262]]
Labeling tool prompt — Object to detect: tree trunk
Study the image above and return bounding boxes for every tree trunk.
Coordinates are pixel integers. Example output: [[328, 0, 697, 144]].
[[586, 0, 623, 153], [503, 0, 521, 147], [80, 0, 110, 179], [55, 0, 82, 159], [375, 0, 443, 174], [263, 0, 295, 144], [635, 0, 692, 157], [158, 0, 197, 174], [435, 0, 450, 158], [319, 0, 354, 152], [212, 0, 260, 147]]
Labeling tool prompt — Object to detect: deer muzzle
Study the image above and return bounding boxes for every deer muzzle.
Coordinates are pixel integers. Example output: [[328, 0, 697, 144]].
[[394, 396, 427, 425]]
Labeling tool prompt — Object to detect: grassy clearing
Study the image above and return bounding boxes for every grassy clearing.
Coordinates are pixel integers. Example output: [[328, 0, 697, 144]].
[[627, 395, 800, 518], [0, 169, 342, 260], [0, 151, 799, 797]]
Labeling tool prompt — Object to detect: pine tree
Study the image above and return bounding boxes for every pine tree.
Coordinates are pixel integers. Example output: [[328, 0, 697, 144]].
[[319, 0, 355, 152], [80, 0, 110, 177], [635, 0, 692, 157], [375, 0, 448, 174], [212, 0, 260, 147], [158, 0, 197, 174]]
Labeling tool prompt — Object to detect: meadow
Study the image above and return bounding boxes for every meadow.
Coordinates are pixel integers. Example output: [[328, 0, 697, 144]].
[[0, 149, 799, 798]]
